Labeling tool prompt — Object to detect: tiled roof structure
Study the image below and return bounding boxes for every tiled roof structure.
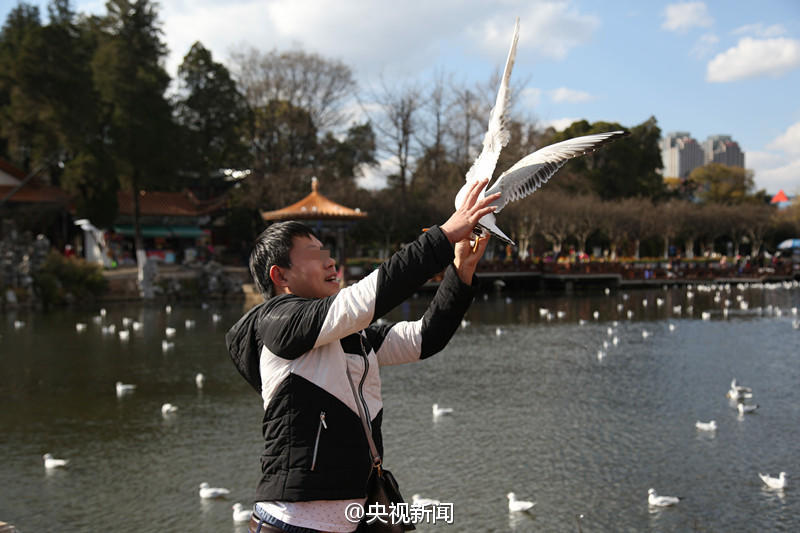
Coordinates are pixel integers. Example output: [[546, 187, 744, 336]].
[[261, 178, 367, 221], [117, 189, 225, 217]]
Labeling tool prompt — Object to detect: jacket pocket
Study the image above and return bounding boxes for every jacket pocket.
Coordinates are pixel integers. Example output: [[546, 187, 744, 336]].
[[310, 410, 327, 471]]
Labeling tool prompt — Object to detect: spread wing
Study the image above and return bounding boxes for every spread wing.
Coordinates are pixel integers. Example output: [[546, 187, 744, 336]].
[[486, 130, 629, 212], [463, 17, 519, 187]]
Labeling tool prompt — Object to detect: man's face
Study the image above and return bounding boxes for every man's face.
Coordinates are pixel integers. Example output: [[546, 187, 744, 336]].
[[280, 235, 339, 298]]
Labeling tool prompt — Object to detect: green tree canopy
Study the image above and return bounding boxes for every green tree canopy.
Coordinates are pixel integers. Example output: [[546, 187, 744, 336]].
[[550, 117, 665, 200], [175, 41, 249, 189], [688, 163, 756, 204]]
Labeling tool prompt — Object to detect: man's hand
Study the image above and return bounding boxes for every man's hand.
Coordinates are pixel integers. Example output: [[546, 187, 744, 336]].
[[454, 236, 490, 285], [440, 178, 501, 244]]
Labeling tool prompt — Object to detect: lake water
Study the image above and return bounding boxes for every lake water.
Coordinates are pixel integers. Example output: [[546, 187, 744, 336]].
[[1, 282, 799, 532]]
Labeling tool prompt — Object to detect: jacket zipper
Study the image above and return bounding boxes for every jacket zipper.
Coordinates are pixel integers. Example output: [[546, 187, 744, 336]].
[[357, 333, 372, 430], [310, 411, 327, 471]]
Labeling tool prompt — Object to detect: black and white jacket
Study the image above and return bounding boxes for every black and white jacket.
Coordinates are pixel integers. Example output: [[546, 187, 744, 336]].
[[226, 226, 477, 502]]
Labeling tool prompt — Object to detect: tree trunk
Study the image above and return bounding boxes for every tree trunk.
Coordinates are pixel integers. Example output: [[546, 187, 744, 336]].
[[685, 238, 695, 259], [132, 170, 153, 299]]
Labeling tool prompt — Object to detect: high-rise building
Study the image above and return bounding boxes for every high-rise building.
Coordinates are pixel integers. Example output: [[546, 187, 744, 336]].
[[660, 132, 705, 178], [703, 135, 745, 168]]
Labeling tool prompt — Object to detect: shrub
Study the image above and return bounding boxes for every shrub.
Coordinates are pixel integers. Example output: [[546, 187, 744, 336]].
[[32, 251, 107, 307]]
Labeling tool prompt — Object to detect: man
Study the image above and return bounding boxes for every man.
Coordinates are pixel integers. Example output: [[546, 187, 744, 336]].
[[226, 178, 499, 533]]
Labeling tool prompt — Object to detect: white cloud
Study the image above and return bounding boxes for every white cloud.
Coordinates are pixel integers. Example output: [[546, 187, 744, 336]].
[[749, 123, 800, 193], [690, 33, 718, 59], [706, 37, 800, 82], [767, 121, 800, 156], [732, 23, 786, 38], [752, 158, 800, 195], [540, 117, 580, 131], [355, 155, 398, 191], [662, 2, 713, 32], [472, 1, 600, 61], [550, 87, 594, 103], [520, 88, 544, 108]]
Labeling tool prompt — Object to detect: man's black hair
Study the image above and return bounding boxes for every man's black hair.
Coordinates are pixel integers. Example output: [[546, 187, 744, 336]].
[[249, 221, 319, 299]]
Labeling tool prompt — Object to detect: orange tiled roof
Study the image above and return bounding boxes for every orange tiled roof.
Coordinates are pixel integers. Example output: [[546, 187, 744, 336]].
[[0, 183, 69, 204], [261, 178, 367, 221], [771, 190, 789, 204], [0, 158, 25, 180], [117, 189, 225, 217]]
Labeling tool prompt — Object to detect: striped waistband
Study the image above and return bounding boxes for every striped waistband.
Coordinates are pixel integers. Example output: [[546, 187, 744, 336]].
[[252, 504, 327, 533]]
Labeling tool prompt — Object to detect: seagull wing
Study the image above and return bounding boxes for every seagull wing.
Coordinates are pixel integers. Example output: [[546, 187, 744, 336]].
[[485, 131, 629, 212], [463, 17, 519, 190]]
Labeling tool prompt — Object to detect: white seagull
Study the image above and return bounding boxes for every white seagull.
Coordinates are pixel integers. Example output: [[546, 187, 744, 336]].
[[232, 503, 252, 522], [195, 373, 205, 389], [42, 453, 68, 469], [758, 472, 787, 490], [432, 403, 454, 417], [115, 381, 136, 396], [411, 494, 440, 507], [161, 403, 178, 415], [199, 482, 230, 499], [452, 18, 627, 245], [730, 378, 752, 394], [648, 488, 681, 507], [507, 492, 535, 512], [75, 323, 87, 332], [695, 420, 717, 431], [165, 327, 176, 338], [161, 339, 175, 352], [737, 402, 759, 415]]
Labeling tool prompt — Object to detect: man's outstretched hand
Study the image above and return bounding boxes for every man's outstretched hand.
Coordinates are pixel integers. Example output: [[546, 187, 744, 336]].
[[454, 236, 490, 285], [440, 178, 501, 245]]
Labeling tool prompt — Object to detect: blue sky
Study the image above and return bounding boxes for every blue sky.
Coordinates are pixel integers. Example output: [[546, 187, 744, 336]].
[[2, 0, 799, 194]]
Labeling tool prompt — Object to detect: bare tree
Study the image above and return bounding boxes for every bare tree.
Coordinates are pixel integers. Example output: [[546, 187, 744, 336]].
[[229, 46, 356, 132], [365, 80, 422, 203]]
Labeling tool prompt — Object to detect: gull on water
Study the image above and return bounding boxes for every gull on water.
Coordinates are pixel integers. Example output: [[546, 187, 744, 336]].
[[758, 472, 787, 490], [641, 330, 650, 339], [612, 336, 619, 346], [648, 488, 681, 507], [668, 323, 676, 332], [161, 403, 178, 415], [730, 378, 752, 394], [99, 308, 107, 317], [597, 350, 606, 361], [118, 330, 130, 341], [593, 311, 600, 320], [212, 313, 222, 323], [185, 319, 196, 329], [195, 373, 205, 389], [695, 420, 717, 431], [42, 453, 68, 469], [132, 321, 142, 331], [452, 18, 627, 245], [199, 482, 230, 499], [432, 404, 453, 417], [115, 381, 136, 396], [460, 319, 470, 329], [701, 311, 711, 320], [626, 310, 634, 319], [507, 492, 535, 512], [75, 323, 87, 332], [727, 388, 752, 401], [122, 317, 132, 327], [161, 340, 175, 352], [411, 494, 440, 507], [165, 327, 176, 337], [165, 305, 172, 314], [232, 503, 252, 522], [495, 327, 504, 336], [738, 402, 759, 415]]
